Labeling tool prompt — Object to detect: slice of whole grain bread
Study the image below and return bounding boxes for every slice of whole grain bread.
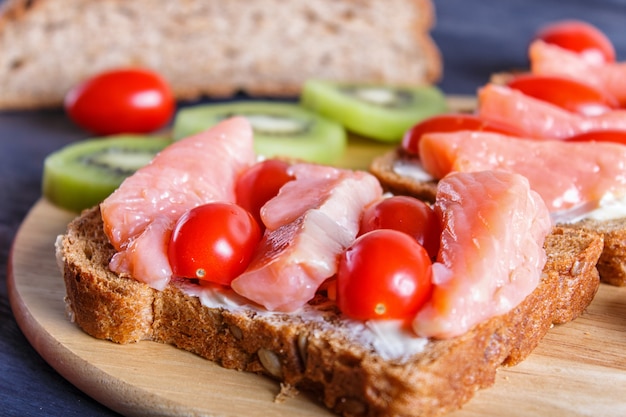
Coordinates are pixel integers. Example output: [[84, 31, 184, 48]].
[[0, 0, 441, 110], [57, 205, 603, 417], [370, 149, 626, 287]]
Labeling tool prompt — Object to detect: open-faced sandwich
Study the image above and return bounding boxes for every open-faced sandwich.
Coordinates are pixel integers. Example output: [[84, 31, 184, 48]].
[[56, 114, 604, 417], [371, 20, 626, 288]]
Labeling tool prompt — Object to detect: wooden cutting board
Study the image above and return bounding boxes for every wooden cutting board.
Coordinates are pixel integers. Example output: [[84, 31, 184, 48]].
[[9, 200, 626, 417], [7, 97, 626, 416]]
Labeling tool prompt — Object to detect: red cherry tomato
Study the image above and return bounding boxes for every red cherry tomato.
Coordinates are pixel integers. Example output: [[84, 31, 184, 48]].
[[64, 68, 175, 135], [565, 129, 626, 145], [336, 229, 433, 321], [401, 114, 524, 156], [360, 196, 441, 259], [235, 159, 295, 229], [168, 202, 261, 286], [507, 74, 619, 116], [535, 20, 615, 63]]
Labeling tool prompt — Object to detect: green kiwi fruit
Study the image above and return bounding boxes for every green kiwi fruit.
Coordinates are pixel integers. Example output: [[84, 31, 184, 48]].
[[300, 79, 448, 142], [42, 135, 171, 212], [172, 101, 347, 164]]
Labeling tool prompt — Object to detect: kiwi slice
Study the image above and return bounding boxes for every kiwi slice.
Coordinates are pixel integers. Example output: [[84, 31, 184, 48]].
[[300, 79, 448, 142], [42, 135, 171, 212], [172, 101, 347, 164]]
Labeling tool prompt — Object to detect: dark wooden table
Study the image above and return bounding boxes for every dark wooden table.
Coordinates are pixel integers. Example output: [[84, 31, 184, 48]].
[[2, 0, 625, 416]]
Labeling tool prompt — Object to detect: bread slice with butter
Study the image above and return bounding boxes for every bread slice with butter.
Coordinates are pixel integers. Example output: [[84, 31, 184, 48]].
[[0, 0, 441, 110], [370, 147, 626, 287], [57, 204, 603, 417]]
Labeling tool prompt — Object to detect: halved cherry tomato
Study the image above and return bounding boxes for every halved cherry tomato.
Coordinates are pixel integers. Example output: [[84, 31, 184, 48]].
[[507, 74, 619, 116], [168, 202, 261, 286], [235, 159, 295, 230], [359, 196, 441, 259], [64, 68, 175, 135], [535, 20, 615, 63], [565, 129, 626, 145], [401, 114, 524, 156], [336, 229, 433, 321]]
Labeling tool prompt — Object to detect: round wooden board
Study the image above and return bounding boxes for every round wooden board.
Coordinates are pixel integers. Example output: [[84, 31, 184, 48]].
[[9, 200, 626, 417], [7, 96, 626, 416]]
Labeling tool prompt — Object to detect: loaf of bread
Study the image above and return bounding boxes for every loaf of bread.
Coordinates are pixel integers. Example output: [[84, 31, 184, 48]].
[[57, 205, 603, 417], [370, 149, 626, 287], [0, 0, 441, 110]]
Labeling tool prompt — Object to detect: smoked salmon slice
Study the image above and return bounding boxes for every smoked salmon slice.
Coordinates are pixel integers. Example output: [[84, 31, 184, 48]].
[[101, 117, 256, 290], [530, 40, 626, 107], [477, 83, 626, 139], [413, 170, 551, 339], [231, 164, 382, 312], [419, 130, 626, 213]]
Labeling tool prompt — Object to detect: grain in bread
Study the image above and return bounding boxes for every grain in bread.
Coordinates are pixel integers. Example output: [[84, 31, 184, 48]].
[[561, 218, 626, 287], [0, 0, 441, 110], [57, 205, 603, 417]]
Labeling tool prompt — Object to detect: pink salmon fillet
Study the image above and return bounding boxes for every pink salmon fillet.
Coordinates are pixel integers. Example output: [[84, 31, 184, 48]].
[[478, 83, 626, 139], [419, 130, 626, 213], [231, 164, 383, 312], [413, 171, 551, 339], [101, 117, 256, 290]]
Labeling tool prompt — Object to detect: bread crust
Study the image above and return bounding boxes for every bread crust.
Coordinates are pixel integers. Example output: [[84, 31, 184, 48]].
[[0, 0, 442, 110], [58, 206, 603, 417]]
